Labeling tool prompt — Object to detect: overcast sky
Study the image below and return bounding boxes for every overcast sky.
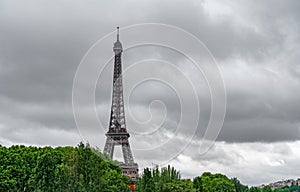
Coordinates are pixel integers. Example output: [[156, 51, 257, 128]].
[[1, 0, 300, 186]]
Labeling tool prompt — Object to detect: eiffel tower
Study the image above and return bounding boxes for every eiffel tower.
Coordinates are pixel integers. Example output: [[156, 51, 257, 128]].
[[103, 27, 138, 182]]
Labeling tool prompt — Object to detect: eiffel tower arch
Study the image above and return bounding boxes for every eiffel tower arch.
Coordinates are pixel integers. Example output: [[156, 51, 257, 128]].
[[103, 27, 138, 182]]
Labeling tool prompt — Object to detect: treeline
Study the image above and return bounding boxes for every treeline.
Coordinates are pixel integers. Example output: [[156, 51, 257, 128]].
[[136, 167, 300, 192], [273, 185, 300, 192], [1, 143, 299, 192], [136, 167, 239, 192], [0, 143, 130, 191]]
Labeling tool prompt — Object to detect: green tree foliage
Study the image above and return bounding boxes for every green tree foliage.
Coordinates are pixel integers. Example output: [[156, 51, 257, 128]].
[[136, 165, 195, 192], [262, 186, 272, 192], [273, 185, 300, 192], [232, 177, 249, 192], [193, 176, 203, 192], [200, 172, 236, 192], [248, 186, 262, 192], [137, 167, 251, 192], [273, 188, 289, 192], [0, 143, 130, 192], [2, 143, 300, 192]]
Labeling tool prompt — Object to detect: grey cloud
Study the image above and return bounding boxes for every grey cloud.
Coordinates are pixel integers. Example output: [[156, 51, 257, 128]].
[[1, 0, 300, 185], [1, 0, 299, 143]]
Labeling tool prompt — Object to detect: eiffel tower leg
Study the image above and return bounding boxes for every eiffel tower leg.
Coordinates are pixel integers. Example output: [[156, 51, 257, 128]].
[[122, 140, 134, 164], [104, 136, 115, 159]]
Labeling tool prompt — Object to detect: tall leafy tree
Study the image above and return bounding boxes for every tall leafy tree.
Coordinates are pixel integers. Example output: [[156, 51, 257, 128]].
[[136, 166, 195, 192], [199, 172, 236, 192], [193, 176, 203, 192], [232, 177, 249, 192]]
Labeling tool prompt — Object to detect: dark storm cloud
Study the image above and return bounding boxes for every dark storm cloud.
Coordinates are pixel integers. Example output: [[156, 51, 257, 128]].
[[1, 0, 300, 145]]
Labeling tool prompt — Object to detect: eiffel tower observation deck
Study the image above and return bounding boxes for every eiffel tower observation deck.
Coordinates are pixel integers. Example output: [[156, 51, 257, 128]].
[[103, 27, 139, 182]]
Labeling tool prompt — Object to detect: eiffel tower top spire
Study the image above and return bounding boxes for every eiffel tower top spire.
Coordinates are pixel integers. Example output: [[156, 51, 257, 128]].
[[113, 27, 122, 54], [117, 26, 120, 41]]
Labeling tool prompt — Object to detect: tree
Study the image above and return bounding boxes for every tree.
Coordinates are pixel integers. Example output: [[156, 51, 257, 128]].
[[193, 176, 203, 192], [232, 177, 249, 192], [136, 168, 155, 192], [249, 186, 262, 192], [200, 172, 236, 192], [0, 143, 130, 192], [262, 185, 272, 192], [35, 151, 59, 191], [136, 166, 194, 192]]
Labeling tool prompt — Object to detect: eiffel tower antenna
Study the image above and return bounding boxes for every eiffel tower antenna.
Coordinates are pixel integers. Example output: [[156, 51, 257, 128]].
[[103, 27, 139, 183], [117, 27, 120, 41]]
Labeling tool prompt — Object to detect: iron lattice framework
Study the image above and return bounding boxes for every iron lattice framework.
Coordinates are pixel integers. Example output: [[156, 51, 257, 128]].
[[103, 27, 138, 181]]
